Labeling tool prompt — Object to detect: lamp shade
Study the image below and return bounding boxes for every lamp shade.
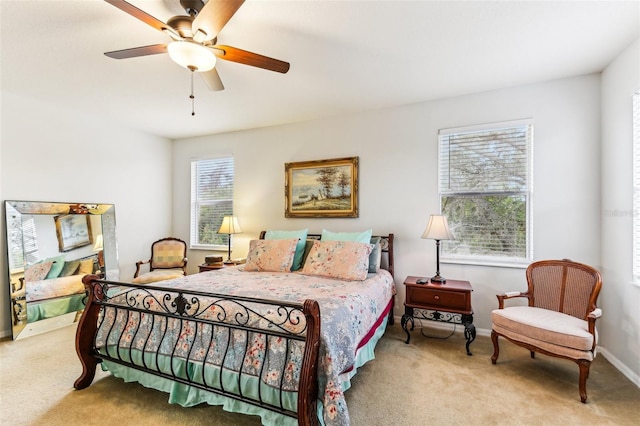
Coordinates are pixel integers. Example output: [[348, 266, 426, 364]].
[[218, 216, 242, 234], [421, 215, 453, 240], [167, 41, 216, 72]]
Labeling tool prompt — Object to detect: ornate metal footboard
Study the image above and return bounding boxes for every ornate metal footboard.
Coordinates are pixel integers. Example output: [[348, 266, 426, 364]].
[[74, 275, 321, 425]]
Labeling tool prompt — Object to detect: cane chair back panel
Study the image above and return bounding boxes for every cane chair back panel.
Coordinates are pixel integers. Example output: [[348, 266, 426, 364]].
[[527, 260, 601, 320]]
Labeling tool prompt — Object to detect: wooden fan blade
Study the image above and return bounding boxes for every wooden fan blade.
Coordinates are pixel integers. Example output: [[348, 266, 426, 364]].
[[212, 45, 290, 74], [192, 0, 245, 42], [105, 44, 168, 59], [105, 0, 169, 33], [200, 69, 225, 91]]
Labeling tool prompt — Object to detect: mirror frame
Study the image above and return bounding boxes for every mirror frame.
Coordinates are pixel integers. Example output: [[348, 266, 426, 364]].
[[4, 201, 118, 339]]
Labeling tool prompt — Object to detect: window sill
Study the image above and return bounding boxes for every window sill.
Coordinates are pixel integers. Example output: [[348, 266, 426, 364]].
[[190, 244, 228, 251], [442, 257, 529, 269]]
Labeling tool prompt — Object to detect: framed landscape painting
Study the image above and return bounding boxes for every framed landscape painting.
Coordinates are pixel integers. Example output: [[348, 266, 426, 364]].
[[285, 157, 359, 218], [54, 214, 93, 252]]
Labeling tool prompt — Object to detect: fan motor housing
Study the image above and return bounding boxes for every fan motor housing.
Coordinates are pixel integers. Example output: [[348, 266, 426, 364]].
[[167, 15, 195, 39], [180, 0, 206, 16]]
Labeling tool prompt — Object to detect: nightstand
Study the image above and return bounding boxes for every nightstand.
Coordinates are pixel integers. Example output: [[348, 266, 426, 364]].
[[401, 276, 476, 355], [198, 264, 225, 273]]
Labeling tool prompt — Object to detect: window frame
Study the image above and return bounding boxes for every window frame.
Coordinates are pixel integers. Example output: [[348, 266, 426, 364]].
[[189, 156, 235, 251], [438, 119, 533, 268], [632, 91, 640, 286]]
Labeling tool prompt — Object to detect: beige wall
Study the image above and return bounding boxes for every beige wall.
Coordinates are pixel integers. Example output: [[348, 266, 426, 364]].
[[172, 73, 602, 343], [600, 38, 640, 384]]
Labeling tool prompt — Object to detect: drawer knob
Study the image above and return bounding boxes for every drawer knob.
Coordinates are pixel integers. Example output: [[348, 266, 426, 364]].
[[434, 295, 440, 301]]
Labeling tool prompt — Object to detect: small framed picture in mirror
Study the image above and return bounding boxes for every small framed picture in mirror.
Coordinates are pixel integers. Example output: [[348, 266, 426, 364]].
[[54, 214, 93, 252]]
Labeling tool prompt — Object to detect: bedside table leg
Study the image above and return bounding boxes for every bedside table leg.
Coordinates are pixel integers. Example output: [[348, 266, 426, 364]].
[[462, 315, 476, 356], [401, 314, 414, 344]]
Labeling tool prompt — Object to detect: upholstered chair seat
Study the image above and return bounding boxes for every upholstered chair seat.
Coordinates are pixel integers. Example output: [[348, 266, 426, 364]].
[[492, 306, 600, 360], [132, 269, 185, 284], [491, 259, 602, 403], [132, 237, 188, 284]]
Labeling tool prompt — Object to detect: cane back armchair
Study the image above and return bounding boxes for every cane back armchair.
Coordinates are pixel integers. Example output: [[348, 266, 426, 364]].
[[491, 259, 602, 403], [132, 237, 188, 284]]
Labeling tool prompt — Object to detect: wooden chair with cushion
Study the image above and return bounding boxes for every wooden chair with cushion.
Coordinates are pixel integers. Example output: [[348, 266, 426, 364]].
[[491, 259, 602, 403], [132, 237, 188, 284]]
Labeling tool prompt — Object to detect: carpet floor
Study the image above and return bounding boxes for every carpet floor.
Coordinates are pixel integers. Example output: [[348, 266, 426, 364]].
[[1, 322, 639, 425]]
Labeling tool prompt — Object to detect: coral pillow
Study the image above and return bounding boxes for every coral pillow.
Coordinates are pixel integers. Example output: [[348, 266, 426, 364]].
[[301, 240, 372, 281], [24, 262, 54, 282], [244, 239, 298, 272], [264, 229, 308, 271]]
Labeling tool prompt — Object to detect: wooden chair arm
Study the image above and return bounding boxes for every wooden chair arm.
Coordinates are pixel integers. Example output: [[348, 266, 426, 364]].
[[134, 259, 150, 278], [496, 292, 530, 309], [587, 308, 602, 345]]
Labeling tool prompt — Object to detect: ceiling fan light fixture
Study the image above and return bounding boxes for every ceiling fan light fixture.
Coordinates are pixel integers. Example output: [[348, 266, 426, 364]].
[[167, 41, 216, 72]]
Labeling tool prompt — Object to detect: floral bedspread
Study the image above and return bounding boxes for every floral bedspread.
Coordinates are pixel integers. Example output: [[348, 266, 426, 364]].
[[96, 266, 394, 426], [26, 274, 85, 302]]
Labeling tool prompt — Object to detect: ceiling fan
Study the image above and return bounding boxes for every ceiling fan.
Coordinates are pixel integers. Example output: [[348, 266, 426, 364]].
[[104, 0, 290, 92]]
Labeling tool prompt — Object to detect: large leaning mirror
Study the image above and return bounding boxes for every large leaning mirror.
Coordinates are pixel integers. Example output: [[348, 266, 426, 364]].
[[4, 201, 118, 340]]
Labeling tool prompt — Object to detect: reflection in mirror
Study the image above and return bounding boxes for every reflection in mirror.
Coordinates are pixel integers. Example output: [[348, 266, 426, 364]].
[[4, 201, 118, 340]]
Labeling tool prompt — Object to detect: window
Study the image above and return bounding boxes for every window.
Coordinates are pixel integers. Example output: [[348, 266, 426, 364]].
[[438, 121, 533, 266], [190, 157, 235, 249], [633, 91, 640, 284], [6, 214, 39, 270]]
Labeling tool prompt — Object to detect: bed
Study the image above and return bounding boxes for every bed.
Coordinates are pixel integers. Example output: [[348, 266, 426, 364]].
[[26, 275, 87, 322], [74, 232, 395, 426], [11, 254, 96, 324]]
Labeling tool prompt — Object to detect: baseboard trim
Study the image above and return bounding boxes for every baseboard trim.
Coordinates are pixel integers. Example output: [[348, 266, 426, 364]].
[[598, 347, 640, 388]]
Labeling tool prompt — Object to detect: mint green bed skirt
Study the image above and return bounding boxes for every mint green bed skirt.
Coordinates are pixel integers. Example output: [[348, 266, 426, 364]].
[[102, 314, 389, 425], [27, 293, 85, 322]]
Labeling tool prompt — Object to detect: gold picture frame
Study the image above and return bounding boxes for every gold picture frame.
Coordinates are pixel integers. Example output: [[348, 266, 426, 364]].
[[285, 157, 359, 218], [54, 214, 93, 252]]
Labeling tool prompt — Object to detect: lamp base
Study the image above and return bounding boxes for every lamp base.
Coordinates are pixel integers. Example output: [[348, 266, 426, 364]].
[[225, 238, 233, 265], [430, 275, 446, 284]]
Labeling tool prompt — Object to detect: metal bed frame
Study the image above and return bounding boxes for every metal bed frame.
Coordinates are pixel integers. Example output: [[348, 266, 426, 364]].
[[74, 233, 394, 425], [74, 278, 321, 424]]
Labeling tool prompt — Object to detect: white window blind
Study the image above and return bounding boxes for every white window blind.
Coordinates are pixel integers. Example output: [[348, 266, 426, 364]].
[[190, 157, 234, 249], [632, 91, 640, 283], [438, 122, 532, 265], [7, 214, 39, 270]]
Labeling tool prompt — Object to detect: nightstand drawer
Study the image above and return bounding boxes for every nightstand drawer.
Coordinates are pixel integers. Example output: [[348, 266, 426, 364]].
[[406, 286, 470, 311]]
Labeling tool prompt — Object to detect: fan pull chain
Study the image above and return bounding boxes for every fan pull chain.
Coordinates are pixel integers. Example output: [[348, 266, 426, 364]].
[[190, 69, 196, 116]]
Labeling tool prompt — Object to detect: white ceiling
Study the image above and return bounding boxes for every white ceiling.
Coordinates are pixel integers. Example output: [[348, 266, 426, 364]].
[[1, 0, 639, 140]]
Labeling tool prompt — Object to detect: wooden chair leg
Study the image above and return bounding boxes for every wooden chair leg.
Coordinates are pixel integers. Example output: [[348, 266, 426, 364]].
[[577, 359, 591, 403], [491, 330, 500, 364]]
